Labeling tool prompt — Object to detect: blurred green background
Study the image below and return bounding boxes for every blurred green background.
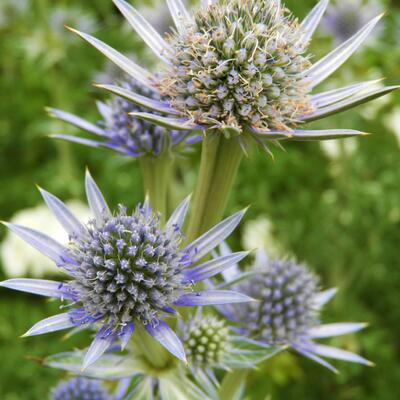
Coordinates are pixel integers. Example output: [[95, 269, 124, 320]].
[[0, 0, 399, 399]]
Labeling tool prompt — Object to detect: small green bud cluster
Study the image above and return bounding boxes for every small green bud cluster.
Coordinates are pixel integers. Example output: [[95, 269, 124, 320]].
[[185, 316, 229, 367]]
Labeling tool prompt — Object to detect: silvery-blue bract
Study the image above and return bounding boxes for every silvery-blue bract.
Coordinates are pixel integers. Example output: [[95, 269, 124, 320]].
[[217, 247, 372, 373], [68, 0, 396, 145], [0, 171, 252, 369], [47, 79, 199, 157]]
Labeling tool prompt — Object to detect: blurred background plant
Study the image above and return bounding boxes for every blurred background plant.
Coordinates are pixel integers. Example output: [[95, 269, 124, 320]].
[[0, 0, 399, 399]]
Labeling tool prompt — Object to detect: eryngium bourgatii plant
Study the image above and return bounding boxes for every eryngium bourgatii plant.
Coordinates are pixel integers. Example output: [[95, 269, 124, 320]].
[[69, 0, 397, 143], [218, 249, 372, 373], [47, 78, 200, 158], [0, 171, 253, 369]]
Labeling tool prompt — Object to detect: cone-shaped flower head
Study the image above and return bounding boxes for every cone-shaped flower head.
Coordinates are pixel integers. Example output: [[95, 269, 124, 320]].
[[48, 78, 199, 157], [67, 0, 397, 145], [51, 377, 110, 400], [235, 257, 319, 345], [218, 249, 372, 372], [0, 172, 252, 369], [184, 315, 229, 367], [162, 0, 313, 132]]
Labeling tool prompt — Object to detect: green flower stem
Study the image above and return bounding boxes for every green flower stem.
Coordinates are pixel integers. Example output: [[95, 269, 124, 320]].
[[219, 369, 249, 400], [134, 324, 172, 369], [139, 153, 172, 225], [187, 132, 243, 243]]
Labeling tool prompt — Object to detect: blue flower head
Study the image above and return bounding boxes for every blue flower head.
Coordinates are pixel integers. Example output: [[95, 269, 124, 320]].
[[47, 78, 199, 157], [51, 377, 110, 400], [0, 171, 252, 369], [66, 0, 397, 146], [217, 248, 373, 373]]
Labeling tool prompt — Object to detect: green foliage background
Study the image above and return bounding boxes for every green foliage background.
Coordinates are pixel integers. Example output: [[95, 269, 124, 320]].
[[0, 0, 399, 399]]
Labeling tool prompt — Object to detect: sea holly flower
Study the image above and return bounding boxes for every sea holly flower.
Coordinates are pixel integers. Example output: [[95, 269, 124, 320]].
[[217, 249, 372, 372], [51, 376, 133, 400], [45, 349, 222, 400], [67, 0, 397, 145], [181, 308, 280, 370], [47, 78, 199, 158], [51, 377, 111, 400], [323, 0, 383, 44], [0, 171, 252, 369]]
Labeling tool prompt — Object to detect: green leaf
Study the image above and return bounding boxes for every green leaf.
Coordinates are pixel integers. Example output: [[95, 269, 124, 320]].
[[304, 86, 400, 122], [44, 350, 147, 379], [221, 338, 285, 369]]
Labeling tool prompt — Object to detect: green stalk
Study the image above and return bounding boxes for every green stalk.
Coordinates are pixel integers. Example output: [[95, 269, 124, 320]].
[[139, 152, 172, 225], [187, 131, 243, 242], [134, 324, 172, 369], [219, 369, 249, 400]]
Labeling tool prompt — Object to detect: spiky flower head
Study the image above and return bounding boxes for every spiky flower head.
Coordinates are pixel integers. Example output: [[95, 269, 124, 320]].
[[48, 78, 199, 158], [218, 248, 372, 372], [51, 377, 110, 400], [162, 0, 313, 132], [184, 315, 230, 367], [0, 172, 251, 369], [235, 257, 319, 345], [68, 0, 397, 146]]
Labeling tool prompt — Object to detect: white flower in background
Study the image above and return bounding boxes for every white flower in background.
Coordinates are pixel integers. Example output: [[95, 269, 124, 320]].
[[320, 138, 358, 159], [241, 217, 282, 257], [1, 201, 91, 278], [384, 107, 400, 146]]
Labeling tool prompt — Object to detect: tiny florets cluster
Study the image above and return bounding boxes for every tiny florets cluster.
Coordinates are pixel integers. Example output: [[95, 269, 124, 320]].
[[51, 377, 110, 400], [68, 203, 188, 330], [235, 258, 319, 345], [105, 79, 188, 156], [161, 0, 313, 131], [184, 316, 229, 367]]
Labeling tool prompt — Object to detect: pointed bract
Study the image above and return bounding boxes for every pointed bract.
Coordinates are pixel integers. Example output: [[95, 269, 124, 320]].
[[308, 322, 367, 338], [113, 0, 173, 63], [0, 278, 75, 300], [47, 107, 106, 136], [297, 0, 329, 47], [184, 251, 249, 282], [85, 170, 111, 223], [145, 320, 187, 362], [174, 290, 254, 306], [306, 14, 384, 87], [39, 188, 87, 237], [83, 326, 116, 370], [184, 209, 247, 262], [22, 312, 78, 337], [67, 27, 156, 90], [2, 222, 70, 266]]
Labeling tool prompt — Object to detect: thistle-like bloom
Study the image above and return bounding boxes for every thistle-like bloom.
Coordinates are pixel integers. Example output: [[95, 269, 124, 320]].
[[68, 0, 397, 146], [219, 249, 372, 372], [323, 0, 383, 44], [0, 171, 252, 368], [47, 78, 199, 157], [51, 377, 110, 400]]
